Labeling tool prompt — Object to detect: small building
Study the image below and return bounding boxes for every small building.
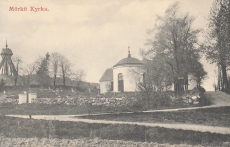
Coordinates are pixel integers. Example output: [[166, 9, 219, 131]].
[[100, 47, 144, 94]]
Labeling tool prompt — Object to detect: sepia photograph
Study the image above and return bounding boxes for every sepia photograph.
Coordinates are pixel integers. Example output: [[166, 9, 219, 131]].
[[0, 0, 230, 146]]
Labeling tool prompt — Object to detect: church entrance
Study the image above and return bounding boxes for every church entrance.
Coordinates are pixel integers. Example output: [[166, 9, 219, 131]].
[[118, 73, 124, 92]]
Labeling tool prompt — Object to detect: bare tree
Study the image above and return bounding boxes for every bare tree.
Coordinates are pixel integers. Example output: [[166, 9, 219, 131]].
[[12, 56, 22, 86], [70, 69, 87, 89], [49, 52, 62, 89], [21, 63, 36, 87], [59, 56, 72, 86]]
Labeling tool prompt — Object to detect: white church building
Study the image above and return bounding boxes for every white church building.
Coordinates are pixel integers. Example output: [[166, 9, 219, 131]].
[[99, 48, 144, 94], [99, 47, 198, 94]]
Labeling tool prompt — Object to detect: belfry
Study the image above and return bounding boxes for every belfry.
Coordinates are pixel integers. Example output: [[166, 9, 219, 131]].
[[0, 40, 17, 76]]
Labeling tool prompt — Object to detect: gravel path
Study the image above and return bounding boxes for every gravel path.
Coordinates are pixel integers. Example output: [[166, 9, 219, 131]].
[[7, 114, 230, 135]]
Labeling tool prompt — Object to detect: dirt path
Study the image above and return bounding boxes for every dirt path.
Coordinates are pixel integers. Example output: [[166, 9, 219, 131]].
[[7, 114, 230, 135]]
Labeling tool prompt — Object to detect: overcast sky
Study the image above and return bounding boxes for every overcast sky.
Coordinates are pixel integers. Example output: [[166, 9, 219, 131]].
[[0, 0, 216, 90]]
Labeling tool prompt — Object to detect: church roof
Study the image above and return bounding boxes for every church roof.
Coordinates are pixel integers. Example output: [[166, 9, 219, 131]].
[[1, 48, 13, 55], [113, 46, 142, 67], [99, 68, 113, 82], [1, 40, 13, 55], [113, 56, 142, 67]]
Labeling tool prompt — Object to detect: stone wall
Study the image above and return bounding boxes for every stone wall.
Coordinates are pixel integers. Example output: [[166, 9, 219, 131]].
[[30, 97, 138, 107], [0, 98, 18, 104]]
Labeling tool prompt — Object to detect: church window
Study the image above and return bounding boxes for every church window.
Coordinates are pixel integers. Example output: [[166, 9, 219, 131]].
[[118, 73, 124, 92]]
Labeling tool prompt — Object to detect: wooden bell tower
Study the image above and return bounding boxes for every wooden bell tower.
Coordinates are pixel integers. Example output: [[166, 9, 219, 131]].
[[0, 40, 17, 76]]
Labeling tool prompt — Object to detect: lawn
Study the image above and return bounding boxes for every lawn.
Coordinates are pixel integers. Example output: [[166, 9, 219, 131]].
[[0, 103, 140, 115], [1, 116, 230, 146], [80, 106, 230, 127]]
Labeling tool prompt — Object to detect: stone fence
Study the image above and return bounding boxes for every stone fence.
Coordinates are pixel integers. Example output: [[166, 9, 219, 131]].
[[0, 98, 18, 104], [0, 97, 138, 107], [32, 97, 138, 107]]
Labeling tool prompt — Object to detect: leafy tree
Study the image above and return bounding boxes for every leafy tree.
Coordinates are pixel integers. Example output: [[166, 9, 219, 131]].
[[205, 0, 230, 93], [142, 2, 206, 94], [189, 61, 207, 88], [140, 55, 174, 92], [36, 52, 51, 87]]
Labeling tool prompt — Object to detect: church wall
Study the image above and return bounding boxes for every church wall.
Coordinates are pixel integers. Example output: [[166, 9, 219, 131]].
[[100, 81, 111, 94], [113, 65, 143, 92]]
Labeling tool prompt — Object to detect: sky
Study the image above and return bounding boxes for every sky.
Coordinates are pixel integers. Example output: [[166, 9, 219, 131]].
[[0, 0, 216, 90]]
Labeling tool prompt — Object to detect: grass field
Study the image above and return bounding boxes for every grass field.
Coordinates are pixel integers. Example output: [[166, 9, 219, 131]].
[[0, 103, 141, 115], [1, 90, 230, 146], [80, 106, 230, 127], [1, 116, 230, 146]]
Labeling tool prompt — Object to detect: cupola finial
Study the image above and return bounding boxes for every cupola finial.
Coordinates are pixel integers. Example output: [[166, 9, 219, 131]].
[[128, 46, 131, 57]]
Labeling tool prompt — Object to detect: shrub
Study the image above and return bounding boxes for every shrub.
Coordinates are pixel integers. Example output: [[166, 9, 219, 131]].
[[136, 91, 173, 110], [197, 86, 210, 106]]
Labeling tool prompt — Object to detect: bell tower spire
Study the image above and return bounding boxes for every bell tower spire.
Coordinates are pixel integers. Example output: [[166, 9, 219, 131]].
[[128, 46, 131, 57], [6, 39, 8, 48]]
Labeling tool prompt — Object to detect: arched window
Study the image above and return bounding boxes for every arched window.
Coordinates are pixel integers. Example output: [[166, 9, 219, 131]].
[[118, 73, 124, 92]]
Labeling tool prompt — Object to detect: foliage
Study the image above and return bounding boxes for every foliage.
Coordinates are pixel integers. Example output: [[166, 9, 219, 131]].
[[141, 56, 174, 92], [204, 0, 230, 93], [141, 2, 206, 95], [36, 52, 51, 87], [135, 91, 173, 110], [197, 86, 209, 106]]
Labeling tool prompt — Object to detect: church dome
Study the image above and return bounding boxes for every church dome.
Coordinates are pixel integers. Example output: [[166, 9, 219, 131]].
[[113, 47, 142, 67]]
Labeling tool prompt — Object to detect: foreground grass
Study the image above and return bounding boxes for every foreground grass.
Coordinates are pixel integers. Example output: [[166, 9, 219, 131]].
[[0, 137, 207, 147], [1, 116, 230, 146], [0, 103, 140, 115], [81, 106, 230, 127]]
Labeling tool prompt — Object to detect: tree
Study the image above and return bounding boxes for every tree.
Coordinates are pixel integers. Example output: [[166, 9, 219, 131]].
[[205, 0, 230, 93], [142, 2, 206, 95], [70, 69, 87, 89], [0, 78, 5, 92], [59, 56, 71, 86], [49, 52, 62, 89], [189, 61, 207, 88], [36, 52, 51, 87], [21, 63, 37, 87], [12, 56, 22, 86], [139, 55, 174, 92]]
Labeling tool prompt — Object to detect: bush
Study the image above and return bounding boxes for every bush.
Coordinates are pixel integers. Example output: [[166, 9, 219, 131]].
[[197, 86, 210, 106]]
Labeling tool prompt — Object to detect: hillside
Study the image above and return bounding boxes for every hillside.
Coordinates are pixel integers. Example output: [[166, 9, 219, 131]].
[[204, 91, 230, 106]]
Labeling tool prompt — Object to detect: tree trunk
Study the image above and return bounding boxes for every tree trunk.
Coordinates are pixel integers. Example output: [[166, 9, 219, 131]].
[[53, 74, 57, 89], [62, 74, 65, 86], [220, 62, 229, 92]]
